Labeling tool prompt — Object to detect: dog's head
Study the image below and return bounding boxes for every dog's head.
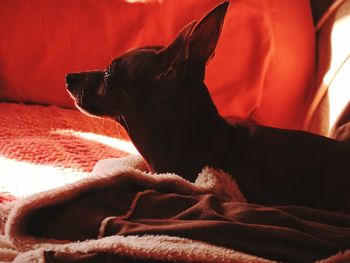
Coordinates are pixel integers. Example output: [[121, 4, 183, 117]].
[[66, 2, 228, 128]]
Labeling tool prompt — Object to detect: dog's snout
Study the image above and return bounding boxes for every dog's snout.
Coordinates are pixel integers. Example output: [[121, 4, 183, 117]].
[[66, 73, 80, 85], [65, 70, 104, 100], [66, 73, 82, 97]]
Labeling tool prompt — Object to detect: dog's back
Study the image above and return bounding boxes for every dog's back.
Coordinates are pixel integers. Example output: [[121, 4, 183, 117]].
[[223, 123, 350, 211]]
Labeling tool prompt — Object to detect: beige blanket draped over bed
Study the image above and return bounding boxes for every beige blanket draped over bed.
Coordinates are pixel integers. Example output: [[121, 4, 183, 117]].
[[0, 155, 349, 262]]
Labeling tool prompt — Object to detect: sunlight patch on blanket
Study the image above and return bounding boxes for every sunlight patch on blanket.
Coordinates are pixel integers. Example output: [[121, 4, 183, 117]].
[[0, 157, 88, 197], [53, 129, 139, 155]]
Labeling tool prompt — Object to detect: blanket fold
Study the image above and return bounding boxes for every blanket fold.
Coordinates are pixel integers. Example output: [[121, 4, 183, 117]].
[[1, 155, 350, 262]]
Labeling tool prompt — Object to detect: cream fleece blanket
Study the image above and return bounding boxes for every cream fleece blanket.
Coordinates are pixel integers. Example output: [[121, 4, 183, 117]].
[[0, 155, 349, 262], [0, 155, 264, 263]]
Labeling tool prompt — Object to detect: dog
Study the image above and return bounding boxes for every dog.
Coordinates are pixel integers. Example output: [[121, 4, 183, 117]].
[[66, 2, 350, 212]]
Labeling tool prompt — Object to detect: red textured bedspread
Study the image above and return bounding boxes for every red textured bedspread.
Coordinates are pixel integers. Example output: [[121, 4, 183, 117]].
[[0, 102, 135, 199]]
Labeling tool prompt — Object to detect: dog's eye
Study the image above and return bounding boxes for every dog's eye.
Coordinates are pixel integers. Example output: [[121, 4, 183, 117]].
[[104, 70, 111, 85]]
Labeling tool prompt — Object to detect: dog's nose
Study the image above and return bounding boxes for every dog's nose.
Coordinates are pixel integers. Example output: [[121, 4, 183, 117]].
[[65, 73, 82, 97], [66, 73, 79, 85]]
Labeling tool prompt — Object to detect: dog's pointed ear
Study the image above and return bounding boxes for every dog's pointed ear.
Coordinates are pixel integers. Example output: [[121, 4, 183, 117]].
[[157, 2, 229, 80], [188, 2, 229, 64], [157, 21, 196, 79]]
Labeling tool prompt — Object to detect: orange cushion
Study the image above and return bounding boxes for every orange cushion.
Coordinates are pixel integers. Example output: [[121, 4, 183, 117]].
[[0, 0, 314, 130], [207, 0, 315, 129]]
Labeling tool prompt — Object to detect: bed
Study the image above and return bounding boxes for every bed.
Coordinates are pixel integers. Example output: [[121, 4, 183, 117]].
[[1, 0, 350, 262]]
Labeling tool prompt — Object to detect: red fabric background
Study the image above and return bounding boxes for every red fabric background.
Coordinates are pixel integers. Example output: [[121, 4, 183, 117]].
[[0, 0, 315, 130]]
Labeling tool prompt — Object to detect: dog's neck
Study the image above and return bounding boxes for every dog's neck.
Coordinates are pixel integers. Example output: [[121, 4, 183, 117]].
[[119, 75, 235, 181]]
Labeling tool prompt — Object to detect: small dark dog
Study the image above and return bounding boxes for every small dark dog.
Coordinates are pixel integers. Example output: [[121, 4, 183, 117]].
[[66, 2, 350, 212]]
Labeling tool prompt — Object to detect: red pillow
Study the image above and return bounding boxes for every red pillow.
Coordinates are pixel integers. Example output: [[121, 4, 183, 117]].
[[0, 0, 314, 130], [206, 0, 315, 129]]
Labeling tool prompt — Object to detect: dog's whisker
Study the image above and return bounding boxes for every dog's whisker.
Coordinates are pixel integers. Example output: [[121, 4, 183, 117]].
[[80, 89, 84, 106], [120, 114, 131, 134], [115, 114, 122, 137], [76, 92, 81, 105], [115, 117, 122, 138], [116, 114, 121, 123]]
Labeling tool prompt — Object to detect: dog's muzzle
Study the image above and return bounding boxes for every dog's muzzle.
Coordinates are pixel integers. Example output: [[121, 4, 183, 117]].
[[65, 73, 82, 97]]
